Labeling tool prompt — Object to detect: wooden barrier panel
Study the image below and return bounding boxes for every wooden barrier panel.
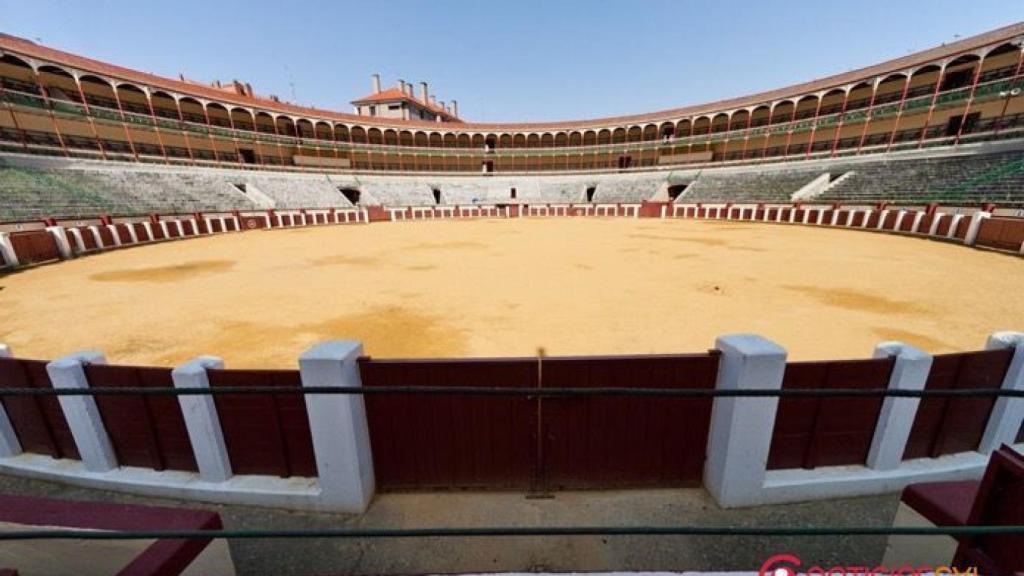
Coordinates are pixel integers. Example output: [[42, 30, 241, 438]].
[[836, 211, 850, 226], [150, 223, 166, 241], [899, 212, 919, 232], [206, 369, 316, 478], [0, 357, 79, 459], [239, 216, 265, 230], [850, 211, 866, 227], [132, 222, 149, 242], [165, 222, 181, 239], [84, 364, 198, 472], [768, 357, 894, 470], [975, 218, 1024, 252], [538, 353, 719, 488], [115, 224, 133, 244], [7, 230, 60, 265], [97, 226, 116, 246], [866, 211, 882, 228], [904, 348, 1014, 460], [360, 358, 538, 490], [954, 216, 971, 240], [208, 220, 223, 234]]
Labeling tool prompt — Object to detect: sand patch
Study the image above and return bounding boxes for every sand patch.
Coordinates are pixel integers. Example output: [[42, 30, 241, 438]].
[[310, 255, 381, 267], [784, 285, 926, 315], [89, 259, 235, 283], [406, 240, 487, 251], [629, 233, 728, 246]]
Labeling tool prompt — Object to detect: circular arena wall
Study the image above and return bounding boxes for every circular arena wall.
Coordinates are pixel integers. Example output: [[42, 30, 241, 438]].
[[0, 215, 1021, 368]]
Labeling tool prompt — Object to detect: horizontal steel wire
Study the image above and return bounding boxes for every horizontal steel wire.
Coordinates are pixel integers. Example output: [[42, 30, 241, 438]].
[[0, 386, 1020, 397], [2, 524, 1024, 541]]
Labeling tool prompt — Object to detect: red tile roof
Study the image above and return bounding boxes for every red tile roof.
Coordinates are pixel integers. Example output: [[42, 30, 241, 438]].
[[350, 87, 457, 120], [1, 22, 1021, 132]]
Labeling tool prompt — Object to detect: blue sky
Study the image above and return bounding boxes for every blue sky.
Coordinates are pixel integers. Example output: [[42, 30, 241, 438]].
[[2, 1, 1021, 122]]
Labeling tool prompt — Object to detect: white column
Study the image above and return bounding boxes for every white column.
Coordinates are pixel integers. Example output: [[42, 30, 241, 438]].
[[46, 351, 117, 472], [893, 210, 906, 231], [175, 220, 185, 237], [704, 334, 787, 508], [0, 344, 21, 457], [172, 356, 232, 482], [830, 210, 840, 226], [867, 342, 933, 470], [0, 232, 17, 267], [125, 223, 138, 244], [142, 222, 154, 241], [963, 211, 991, 246], [979, 332, 1024, 454], [910, 212, 925, 234], [299, 341, 376, 512], [87, 226, 104, 249], [159, 221, 170, 238], [877, 210, 889, 230], [105, 224, 122, 247], [928, 213, 944, 236], [45, 226, 73, 259], [947, 214, 964, 238], [67, 228, 86, 253]]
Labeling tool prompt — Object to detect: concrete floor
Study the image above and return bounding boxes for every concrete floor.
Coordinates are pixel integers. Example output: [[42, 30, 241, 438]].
[[0, 474, 903, 575]]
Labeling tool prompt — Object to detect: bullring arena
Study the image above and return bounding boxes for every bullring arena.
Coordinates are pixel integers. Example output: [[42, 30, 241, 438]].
[[1, 216, 1022, 368], [1, 16, 1024, 576]]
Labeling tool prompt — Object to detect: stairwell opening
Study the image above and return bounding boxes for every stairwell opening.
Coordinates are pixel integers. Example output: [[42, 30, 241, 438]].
[[667, 184, 689, 201], [338, 187, 361, 205], [585, 186, 597, 202], [433, 188, 442, 205]]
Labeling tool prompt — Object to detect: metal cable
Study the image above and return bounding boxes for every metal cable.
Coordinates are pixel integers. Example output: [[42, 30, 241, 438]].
[[2, 524, 1024, 541]]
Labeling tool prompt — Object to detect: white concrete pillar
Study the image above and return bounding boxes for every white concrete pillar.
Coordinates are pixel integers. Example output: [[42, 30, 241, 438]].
[[124, 223, 138, 244], [172, 356, 232, 482], [46, 351, 117, 472], [867, 342, 933, 470], [830, 210, 840, 226], [705, 334, 787, 508], [0, 232, 17, 267], [67, 228, 86, 253], [142, 222, 154, 241], [877, 210, 889, 230], [911, 212, 925, 234], [979, 332, 1024, 454], [299, 341, 376, 512], [174, 220, 184, 237], [801, 209, 810, 224], [788, 209, 796, 223], [963, 211, 991, 246], [928, 213, 944, 237], [106, 224, 122, 247], [87, 226, 104, 249], [893, 210, 906, 231], [0, 344, 21, 457], [45, 226, 73, 259], [861, 209, 871, 228], [947, 214, 964, 239], [232, 216, 241, 231], [218, 216, 228, 231], [158, 221, 170, 239]]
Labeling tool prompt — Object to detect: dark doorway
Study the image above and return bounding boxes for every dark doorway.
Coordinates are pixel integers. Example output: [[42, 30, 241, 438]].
[[239, 149, 256, 164], [667, 184, 688, 201], [946, 112, 981, 136], [432, 188, 442, 204], [339, 188, 361, 205], [585, 186, 596, 202], [510, 187, 517, 199], [617, 155, 633, 170], [483, 161, 494, 173]]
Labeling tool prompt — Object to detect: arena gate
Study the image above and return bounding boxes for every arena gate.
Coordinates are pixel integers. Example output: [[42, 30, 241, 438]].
[[767, 356, 895, 470], [975, 217, 1024, 252], [903, 348, 1014, 460], [358, 352, 719, 491]]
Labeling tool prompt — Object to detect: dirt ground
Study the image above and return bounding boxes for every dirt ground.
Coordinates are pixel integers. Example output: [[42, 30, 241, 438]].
[[0, 218, 1021, 368]]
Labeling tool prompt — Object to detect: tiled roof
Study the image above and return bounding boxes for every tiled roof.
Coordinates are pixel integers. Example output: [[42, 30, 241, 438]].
[[1, 21, 1021, 132], [350, 87, 457, 119]]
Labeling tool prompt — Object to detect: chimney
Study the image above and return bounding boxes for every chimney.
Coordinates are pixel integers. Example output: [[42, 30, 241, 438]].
[[419, 81, 428, 104], [452, 100, 458, 117], [398, 79, 406, 94], [439, 100, 445, 113], [372, 74, 381, 93]]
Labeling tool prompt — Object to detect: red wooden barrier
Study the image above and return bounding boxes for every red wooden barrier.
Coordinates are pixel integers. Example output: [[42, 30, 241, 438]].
[[768, 357, 894, 470], [899, 212, 919, 232], [836, 211, 850, 226], [7, 230, 60, 265], [0, 357, 79, 459], [975, 218, 1024, 252], [360, 357, 538, 490], [115, 224, 133, 244], [904, 348, 1014, 460], [538, 353, 719, 489], [132, 222, 149, 241], [918, 213, 935, 234], [882, 211, 899, 230], [866, 211, 882, 228], [150, 223, 166, 241], [164, 222, 181, 239], [206, 368, 316, 478], [97, 225, 116, 246], [954, 216, 970, 240], [208, 219, 223, 234], [84, 364, 197, 472]]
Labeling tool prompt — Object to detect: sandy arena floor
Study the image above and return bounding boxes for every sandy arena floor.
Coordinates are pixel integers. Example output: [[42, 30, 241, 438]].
[[0, 218, 1021, 368]]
